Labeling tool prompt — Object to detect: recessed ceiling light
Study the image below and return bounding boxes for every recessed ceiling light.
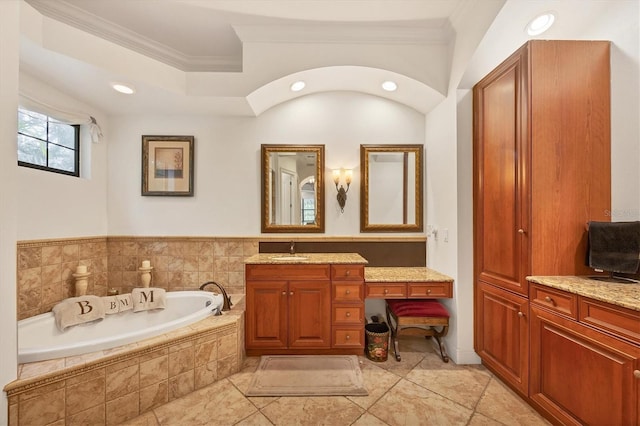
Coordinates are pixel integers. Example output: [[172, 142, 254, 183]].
[[527, 12, 555, 36], [290, 81, 306, 92], [382, 81, 398, 92], [111, 83, 136, 94]]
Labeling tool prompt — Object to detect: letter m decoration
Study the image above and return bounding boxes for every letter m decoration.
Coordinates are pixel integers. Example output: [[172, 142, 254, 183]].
[[139, 290, 154, 303], [76, 300, 94, 315]]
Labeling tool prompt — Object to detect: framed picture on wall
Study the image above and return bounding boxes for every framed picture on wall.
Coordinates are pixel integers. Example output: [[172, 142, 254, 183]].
[[142, 135, 194, 196]]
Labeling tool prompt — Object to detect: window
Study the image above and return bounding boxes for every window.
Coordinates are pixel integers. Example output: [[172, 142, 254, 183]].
[[17, 108, 80, 176], [301, 197, 316, 225]]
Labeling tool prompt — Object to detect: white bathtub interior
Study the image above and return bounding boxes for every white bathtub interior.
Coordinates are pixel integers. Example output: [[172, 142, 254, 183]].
[[18, 290, 224, 364]]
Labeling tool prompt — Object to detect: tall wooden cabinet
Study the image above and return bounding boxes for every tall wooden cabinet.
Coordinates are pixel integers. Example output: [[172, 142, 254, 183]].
[[473, 40, 611, 397]]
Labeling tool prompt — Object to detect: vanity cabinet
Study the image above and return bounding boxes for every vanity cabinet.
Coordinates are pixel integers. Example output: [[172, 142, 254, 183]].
[[245, 265, 331, 352], [473, 40, 611, 396], [529, 284, 640, 425], [245, 260, 365, 356]]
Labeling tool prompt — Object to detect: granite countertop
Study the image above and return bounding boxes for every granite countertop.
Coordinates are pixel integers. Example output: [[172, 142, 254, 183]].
[[365, 267, 454, 283], [527, 276, 640, 312], [244, 253, 368, 265]]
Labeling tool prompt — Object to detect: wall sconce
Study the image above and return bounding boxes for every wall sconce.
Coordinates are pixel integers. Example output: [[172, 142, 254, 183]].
[[332, 169, 352, 213]]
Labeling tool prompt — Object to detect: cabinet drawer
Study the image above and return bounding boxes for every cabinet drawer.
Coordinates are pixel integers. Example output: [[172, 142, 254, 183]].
[[333, 283, 364, 302], [333, 327, 364, 348], [407, 282, 452, 298], [331, 265, 364, 281], [246, 264, 330, 281], [530, 284, 578, 319], [579, 297, 640, 345], [365, 283, 407, 299], [332, 305, 364, 325]]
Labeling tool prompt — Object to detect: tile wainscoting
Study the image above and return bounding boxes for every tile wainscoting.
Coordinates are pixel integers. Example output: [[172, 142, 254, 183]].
[[17, 235, 426, 320], [16, 236, 259, 320]]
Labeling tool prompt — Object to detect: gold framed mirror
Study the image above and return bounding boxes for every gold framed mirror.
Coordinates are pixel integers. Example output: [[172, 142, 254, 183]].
[[360, 144, 423, 232], [261, 144, 325, 233]]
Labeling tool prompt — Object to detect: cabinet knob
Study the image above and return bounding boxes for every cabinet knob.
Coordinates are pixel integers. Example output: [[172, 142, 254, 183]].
[[345, 289, 351, 295], [427, 289, 432, 294], [346, 312, 351, 317], [383, 289, 389, 294], [281, 291, 286, 296], [346, 270, 351, 276], [289, 291, 294, 296], [345, 334, 350, 340], [518, 311, 525, 317], [544, 296, 553, 304], [518, 229, 526, 234], [634, 370, 640, 379]]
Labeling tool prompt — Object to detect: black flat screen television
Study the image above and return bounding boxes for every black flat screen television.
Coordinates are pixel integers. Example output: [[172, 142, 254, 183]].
[[587, 220, 640, 282]]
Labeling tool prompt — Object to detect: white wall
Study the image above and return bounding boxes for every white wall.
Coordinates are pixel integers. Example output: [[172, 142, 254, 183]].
[[16, 73, 109, 240], [1, 1, 20, 422], [424, 93, 481, 364], [107, 92, 425, 236], [454, 89, 479, 364], [603, 3, 640, 221]]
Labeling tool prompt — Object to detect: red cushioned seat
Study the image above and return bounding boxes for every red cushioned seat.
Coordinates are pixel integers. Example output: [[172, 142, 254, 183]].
[[385, 299, 450, 363], [386, 299, 450, 318]]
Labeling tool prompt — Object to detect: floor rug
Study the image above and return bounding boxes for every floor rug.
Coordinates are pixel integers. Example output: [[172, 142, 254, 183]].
[[245, 355, 368, 396]]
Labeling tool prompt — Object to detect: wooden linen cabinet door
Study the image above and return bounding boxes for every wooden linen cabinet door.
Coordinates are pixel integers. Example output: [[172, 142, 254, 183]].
[[245, 281, 288, 349], [475, 281, 529, 397], [473, 46, 529, 297], [288, 280, 331, 348]]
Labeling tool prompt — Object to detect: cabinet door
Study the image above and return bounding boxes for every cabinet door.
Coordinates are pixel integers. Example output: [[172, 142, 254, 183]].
[[245, 281, 288, 349], [288, 281, 331, 348], [473, 45, 529, 296], [531, 305, 639, 425], [475, 281, 529, 396]]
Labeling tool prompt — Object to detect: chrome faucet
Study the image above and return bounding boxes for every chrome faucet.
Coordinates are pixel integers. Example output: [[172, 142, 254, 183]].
[[289, 240, 296, 255], [199, 281, 232, 311]]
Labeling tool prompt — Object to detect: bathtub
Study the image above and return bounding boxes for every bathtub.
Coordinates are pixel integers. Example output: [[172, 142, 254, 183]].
[[18, 290, 224, 364]]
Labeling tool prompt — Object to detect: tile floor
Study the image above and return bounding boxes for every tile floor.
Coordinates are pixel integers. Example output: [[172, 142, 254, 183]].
[[123, 336, 549, 425]]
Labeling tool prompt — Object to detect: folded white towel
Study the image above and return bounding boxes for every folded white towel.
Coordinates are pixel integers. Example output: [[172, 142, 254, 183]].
[[117, 294, 133, 312], [102, 296, 120, 314], [52, 295, 105, 331], [132, 287, 166, 312]]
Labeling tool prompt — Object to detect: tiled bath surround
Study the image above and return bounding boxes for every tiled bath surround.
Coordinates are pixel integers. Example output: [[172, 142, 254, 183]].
[[6, 298, 245, 426], [12, 236, 253, 424], [16, 236, 259, 320]]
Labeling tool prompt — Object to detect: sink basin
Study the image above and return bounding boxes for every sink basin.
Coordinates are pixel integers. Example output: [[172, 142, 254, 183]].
[[270, 255, 309, 261]]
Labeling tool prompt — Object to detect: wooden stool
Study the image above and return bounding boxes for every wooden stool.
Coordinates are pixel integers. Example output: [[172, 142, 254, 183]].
[[385, 299, 450, 362]]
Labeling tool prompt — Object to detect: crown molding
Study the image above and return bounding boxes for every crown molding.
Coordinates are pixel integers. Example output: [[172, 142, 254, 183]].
[[233, 22, 454, 45], [26, 0, 242, 71]]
